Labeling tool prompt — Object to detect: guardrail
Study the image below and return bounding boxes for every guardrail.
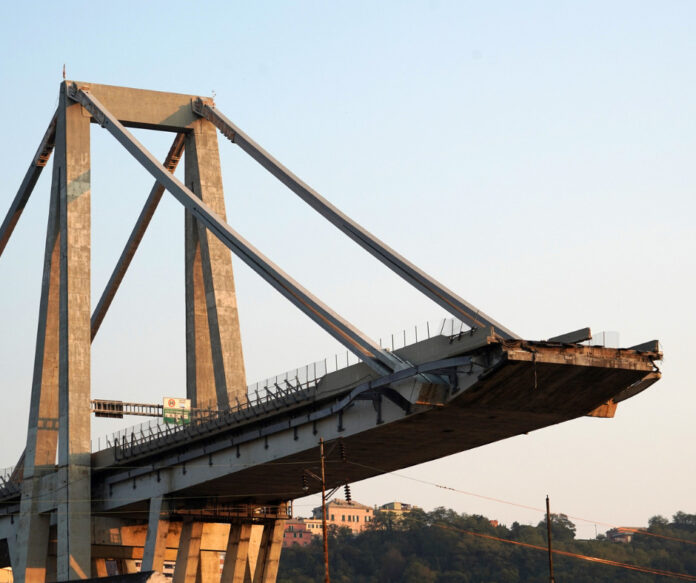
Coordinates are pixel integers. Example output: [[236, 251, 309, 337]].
[[0, 465, 19, 499], [94, 317, 470, 454]]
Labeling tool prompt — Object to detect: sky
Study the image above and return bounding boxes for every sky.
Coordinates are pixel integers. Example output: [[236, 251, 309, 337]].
[[0, 1, 694, 540]]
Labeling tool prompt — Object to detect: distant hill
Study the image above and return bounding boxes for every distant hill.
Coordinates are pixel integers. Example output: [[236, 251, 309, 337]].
[[278, 508, 696, 582]]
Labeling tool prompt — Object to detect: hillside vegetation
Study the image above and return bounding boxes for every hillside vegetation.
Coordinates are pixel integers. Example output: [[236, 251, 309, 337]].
[[278, 509, 696, 582]]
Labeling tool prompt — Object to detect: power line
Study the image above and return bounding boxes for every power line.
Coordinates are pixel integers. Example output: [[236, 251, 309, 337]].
[[345, 460, 696, 547], [434, 523, 696, 582]]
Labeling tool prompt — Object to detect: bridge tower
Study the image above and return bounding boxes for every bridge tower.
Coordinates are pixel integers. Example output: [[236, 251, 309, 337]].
[[8, 82, 265, 582]]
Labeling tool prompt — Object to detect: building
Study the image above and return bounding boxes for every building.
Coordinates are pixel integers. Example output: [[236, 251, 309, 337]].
[[303, 518, 323, 536], [378, 501, 421, 517], [606, 527, 643, 543], [283, 518, 313, 548], [312, 499, 374, 534]]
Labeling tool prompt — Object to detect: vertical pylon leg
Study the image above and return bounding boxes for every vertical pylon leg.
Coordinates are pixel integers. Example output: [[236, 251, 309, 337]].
[[220, 524, 252, 583], [55, 84, 92, 582], [252, 521, 285, 583], [185, 211, 217, 410], [15, 108, 64, 583], [142, 496, 170, 573], [173, 522, 203, 583], [185, 118, 246, 410]]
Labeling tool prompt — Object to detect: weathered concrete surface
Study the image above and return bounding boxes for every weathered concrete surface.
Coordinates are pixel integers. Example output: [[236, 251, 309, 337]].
[[185, 118, 246, 410], [55, 84, 92, 583], [81, 338, 660, 513], [67, 82, 201, 131]]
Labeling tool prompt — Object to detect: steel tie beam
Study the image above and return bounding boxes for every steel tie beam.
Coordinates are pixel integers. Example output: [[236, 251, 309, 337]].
[[91, 132, 185, 339], [193, 101, 519, 340], [0, 111, 58, 259], [69, 86, 401, 375]]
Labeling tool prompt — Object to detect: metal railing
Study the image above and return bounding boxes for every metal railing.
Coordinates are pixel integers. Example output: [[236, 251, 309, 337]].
[[94, 317, 471, 454], [0, 465, 19, 499], [583, 331, 620, 348]]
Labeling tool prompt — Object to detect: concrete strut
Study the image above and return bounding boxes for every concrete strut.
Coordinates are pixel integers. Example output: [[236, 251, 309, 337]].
[[141, 498, 169, 573], [251, 522, 284, 583], [172, 522, 203, 583], [220, 524, 252, 583], [185, 118, 247, 410]]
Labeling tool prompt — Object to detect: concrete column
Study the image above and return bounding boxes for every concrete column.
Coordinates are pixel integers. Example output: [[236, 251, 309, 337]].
[[122, 560, 140, 574], [91, 559, 107, 578], [185, 212, 217, 411], [173, 522, 203, 583], [141, 497, 170, 573], [15, 93, 64, 583], [198, 551, 221, 583], [185, 118, 246, 410], [246, 526, 263, 582], [252, 521, 285, 583], [55, 84, 92, 582], [220, 524, 252, 583]]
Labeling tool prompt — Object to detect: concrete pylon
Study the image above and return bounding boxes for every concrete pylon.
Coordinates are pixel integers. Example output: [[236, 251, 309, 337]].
[[55, 84, 93, 582], [15, 117, 62, 583], [16, 83, 92, 583], [185, 117, 246, 411], [251, 522, 284, 583]]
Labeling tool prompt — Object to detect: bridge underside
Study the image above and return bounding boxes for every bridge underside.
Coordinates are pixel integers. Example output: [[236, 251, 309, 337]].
[[0, 336, 660, 579], [121, 339, 657, 507]]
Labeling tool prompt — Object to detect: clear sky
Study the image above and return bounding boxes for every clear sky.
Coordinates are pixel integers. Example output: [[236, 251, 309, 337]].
[[0, 1, 694, 539]]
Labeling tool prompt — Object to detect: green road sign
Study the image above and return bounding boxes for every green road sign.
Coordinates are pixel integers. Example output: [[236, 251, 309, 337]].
[[163, 397, 191, 425]]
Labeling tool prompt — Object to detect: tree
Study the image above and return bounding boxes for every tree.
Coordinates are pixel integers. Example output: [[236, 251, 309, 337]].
[[538, 513, 577, 542], [648, 515, 669, 529], [672, 512, 696, 531]]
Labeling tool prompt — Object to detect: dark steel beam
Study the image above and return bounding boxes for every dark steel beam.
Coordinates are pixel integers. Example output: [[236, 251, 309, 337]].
[[0, 112, 57, 259], [91, 133, 185, 340], [69, 86, 401, 376], [194, 102, 519, 340]]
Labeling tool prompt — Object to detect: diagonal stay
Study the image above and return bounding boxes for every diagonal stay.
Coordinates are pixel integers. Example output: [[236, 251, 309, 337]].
[[91, 133, 185, 340], [194, 102, 519, 340], [0, 112, 58, 259], [69, 86, 401, 376]]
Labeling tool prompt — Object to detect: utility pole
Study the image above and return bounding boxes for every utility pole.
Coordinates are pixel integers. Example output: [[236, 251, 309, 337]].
[[320, 438, 330, 583], [304, 439, 331, 583], [546, 495, 556, 583]]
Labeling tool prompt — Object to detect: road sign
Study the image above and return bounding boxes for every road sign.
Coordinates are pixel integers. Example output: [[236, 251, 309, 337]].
[[163, 397, 191, 425]]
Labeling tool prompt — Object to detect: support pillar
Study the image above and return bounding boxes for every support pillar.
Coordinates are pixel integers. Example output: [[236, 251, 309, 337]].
[[141, 497, 170, 573], [198, 551, 221, 583], [173, 522, 203, 583], [185, 118, 246, 411], [91, 559, 107, 578], [55, 83, 92, 582], [252, 521, 285, 583], [16, 86, 67, 583], [220, 524, 252, 583]]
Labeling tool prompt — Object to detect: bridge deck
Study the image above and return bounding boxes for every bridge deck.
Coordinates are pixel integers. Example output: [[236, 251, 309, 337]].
[[0, 335, 659, 520]]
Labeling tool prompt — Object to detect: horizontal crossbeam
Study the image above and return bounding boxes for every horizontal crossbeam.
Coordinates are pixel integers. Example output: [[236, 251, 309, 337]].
[[69, 85, 402, 376], [194, 102, 519, 340]]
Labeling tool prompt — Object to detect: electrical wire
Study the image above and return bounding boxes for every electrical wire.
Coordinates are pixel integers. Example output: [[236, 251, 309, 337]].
[[433, 522, 696, 582], [345, 460, 696, 547]]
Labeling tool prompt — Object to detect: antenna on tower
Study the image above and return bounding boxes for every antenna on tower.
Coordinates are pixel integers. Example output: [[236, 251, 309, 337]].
[[62, 64, 66, 80]]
